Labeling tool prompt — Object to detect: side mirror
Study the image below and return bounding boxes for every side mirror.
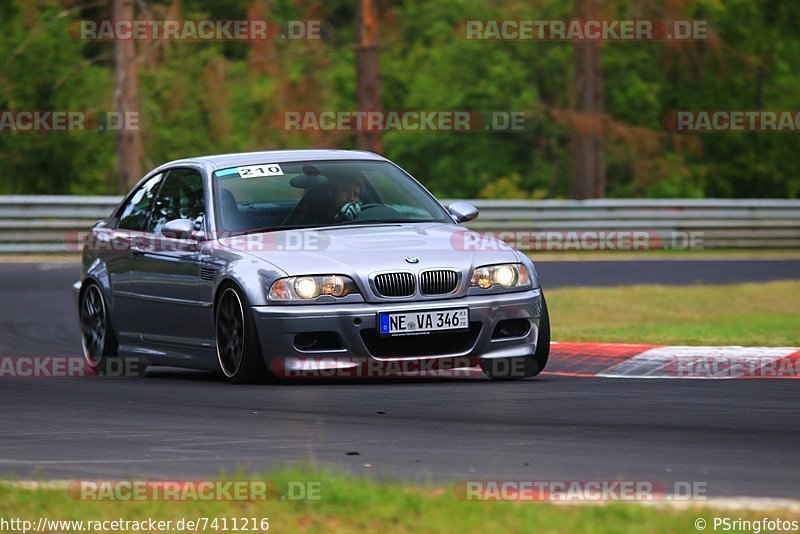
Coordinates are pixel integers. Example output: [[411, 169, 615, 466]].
[[447, 202, 479, 223], [161, 219, 195, 240]]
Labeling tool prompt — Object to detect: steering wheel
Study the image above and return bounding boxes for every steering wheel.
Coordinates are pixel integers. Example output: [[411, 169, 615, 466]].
[[352, 204, 403, 221]]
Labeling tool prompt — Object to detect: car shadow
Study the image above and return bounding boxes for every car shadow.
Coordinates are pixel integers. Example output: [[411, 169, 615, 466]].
[[139, 365, 555, 386]]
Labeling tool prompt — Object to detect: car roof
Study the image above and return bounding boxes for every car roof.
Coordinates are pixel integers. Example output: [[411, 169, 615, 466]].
[[155, 149, 388, 173]]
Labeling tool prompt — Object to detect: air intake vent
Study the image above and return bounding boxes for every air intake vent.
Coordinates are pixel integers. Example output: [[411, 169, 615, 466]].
[[199, 267, 218, 282], [420, 269, 459, 295], [373, 272, 415, 298]]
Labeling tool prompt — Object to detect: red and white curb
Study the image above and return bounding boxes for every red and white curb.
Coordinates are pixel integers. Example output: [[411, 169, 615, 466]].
[[547, 343, 800, 379]]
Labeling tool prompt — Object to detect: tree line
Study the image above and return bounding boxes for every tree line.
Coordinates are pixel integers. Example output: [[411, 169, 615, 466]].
[[0, 0, 798, 199]]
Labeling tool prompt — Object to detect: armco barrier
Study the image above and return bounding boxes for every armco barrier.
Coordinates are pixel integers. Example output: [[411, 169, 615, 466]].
[[0, 196, 798, 253]]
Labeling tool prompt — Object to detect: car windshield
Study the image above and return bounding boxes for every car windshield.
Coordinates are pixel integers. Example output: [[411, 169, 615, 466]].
[[213, 160, 450, 234]]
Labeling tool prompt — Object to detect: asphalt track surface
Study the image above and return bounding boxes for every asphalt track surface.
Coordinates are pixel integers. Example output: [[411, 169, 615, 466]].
[[0, 261, 798, 498]]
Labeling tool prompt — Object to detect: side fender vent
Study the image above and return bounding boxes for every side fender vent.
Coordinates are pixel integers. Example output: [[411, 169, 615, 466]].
[[200, 267, 218, 282]]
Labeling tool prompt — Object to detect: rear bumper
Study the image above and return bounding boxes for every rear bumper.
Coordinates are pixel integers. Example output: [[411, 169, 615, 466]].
[[250, 288, 544, 369]]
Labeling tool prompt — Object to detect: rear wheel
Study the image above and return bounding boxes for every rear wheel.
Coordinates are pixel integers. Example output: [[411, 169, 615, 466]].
[[79, 282, 118, 372], [215, 285, 268, 384], [481, 293, 550, 380]]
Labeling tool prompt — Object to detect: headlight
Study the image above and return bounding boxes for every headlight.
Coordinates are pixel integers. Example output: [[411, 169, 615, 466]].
[[294, 277, 319, 299], [269, 275, 359, 301], [470, 263, 531, 289]]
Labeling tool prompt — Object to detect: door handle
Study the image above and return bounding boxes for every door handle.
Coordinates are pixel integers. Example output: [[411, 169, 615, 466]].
[[131, 245, 145, 256]]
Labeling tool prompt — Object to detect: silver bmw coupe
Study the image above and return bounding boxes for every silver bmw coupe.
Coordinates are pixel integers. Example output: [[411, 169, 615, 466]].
[[75, 150, 549, 383]]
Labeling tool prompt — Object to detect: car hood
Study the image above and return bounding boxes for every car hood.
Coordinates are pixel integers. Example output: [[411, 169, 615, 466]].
[[218, 223, 520, 277]]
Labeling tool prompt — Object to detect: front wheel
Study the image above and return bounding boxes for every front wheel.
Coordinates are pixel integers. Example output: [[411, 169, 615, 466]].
[[215, 285, 268, 384], [481, 293, 550, 380]]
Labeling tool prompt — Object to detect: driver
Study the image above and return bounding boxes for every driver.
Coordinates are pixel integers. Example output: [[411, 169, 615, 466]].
[[328, 176, 363, 223], [290, 175, 363, 226]]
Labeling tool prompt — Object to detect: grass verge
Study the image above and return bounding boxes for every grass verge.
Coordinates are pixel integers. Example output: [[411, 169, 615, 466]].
[[547, 280, 800, 346], [1, 470, 798, 533]]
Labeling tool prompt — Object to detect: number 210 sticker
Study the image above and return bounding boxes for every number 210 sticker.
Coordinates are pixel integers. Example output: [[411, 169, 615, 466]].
[[237, 164, 284, 178]]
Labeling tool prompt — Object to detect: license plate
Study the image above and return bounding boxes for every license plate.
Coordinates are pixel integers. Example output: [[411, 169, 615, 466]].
[[379, 308, 469, 336]]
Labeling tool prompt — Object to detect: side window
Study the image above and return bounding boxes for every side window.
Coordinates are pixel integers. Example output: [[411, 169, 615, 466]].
[[117, 173, 164, 231], [147, 168, 205, 235]]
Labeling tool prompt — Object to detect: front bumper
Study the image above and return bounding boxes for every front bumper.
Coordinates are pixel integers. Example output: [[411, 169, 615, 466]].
[[251, 288, 544, 368]]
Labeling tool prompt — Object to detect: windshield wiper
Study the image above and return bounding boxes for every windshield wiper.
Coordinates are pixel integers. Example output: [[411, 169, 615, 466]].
[[227, 219, 441, 237], [326, 218, 441, 227], [229, 224, 339, 236]]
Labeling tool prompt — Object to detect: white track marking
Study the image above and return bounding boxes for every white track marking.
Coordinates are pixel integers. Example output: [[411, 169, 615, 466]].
[[597, 346, 799, 379]]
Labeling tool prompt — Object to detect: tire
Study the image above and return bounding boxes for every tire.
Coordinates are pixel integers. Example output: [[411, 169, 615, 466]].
[[481, 293, 550, 380], [79, 281, 118, 373], [215, 284, 268, 384]]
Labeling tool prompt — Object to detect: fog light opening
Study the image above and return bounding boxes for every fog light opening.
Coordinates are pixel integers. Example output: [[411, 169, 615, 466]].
[[492, 319, 531, 340], [293, 332, 343, 351]]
